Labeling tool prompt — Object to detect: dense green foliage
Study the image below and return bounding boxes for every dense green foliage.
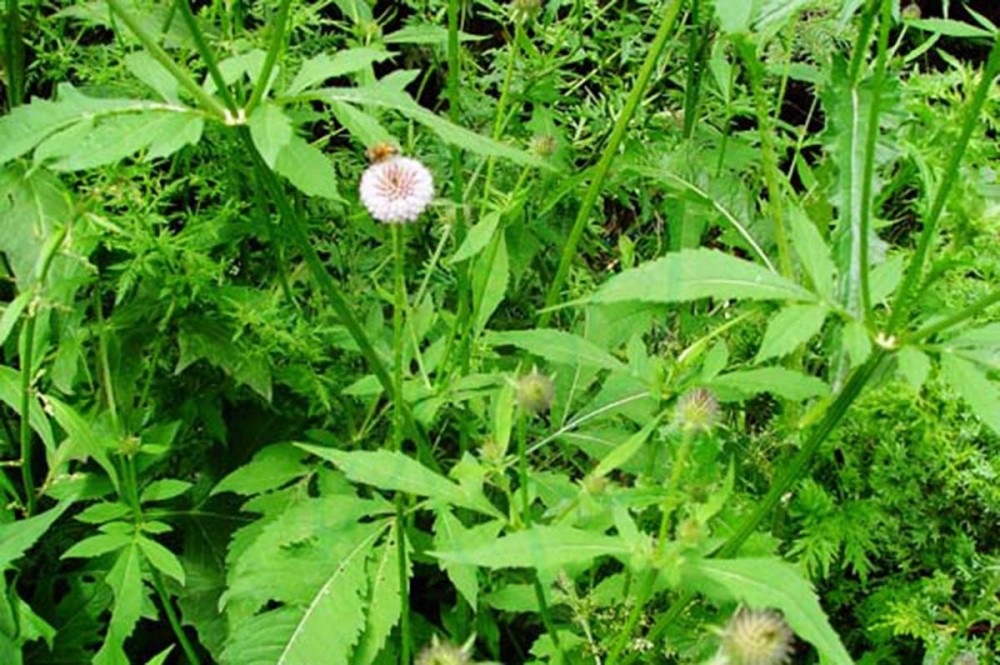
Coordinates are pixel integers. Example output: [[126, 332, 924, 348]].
[[1, 1, 998, 664]]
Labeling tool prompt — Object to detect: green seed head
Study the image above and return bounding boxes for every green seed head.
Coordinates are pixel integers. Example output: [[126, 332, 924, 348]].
[[676, 388, 720, 433], [515, 370, 555, 415], [721, 608, 794, 665], [512, 0, 543, 22], [416, 636, 472, 665]]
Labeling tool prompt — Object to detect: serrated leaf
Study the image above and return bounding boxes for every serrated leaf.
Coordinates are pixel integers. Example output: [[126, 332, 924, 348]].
[[0, 500, 73, 569], [213, 443, 311, 496], [591, 249, 815, 306], [431, 526, 629, 569], [841, 320, 872, 369], [485, 328, 625, 371], [288, 48, 393, 94], [683, 557, 852, 665], [141, 479, 192, 503], [906, 17, 993, 38], [75, 502, 131, 525], [382, 25, 488, 45], [329, 101, 394, 147], [249, 103, 294, 168], [298, 446, 499, 516], [351, 527, 407, 665], [895, 346, 931, 392], [450, 211, 500, 263], [48, 396, 119, 490], [274, 136, 341, 200], [940, 353, 1000, 435], [433, 510, 504, 608], [62, 533, 132, 559], [472, 231, 509, 334], [788, 209, 836, 299], [138, 536, 186, 584], [709, 368, 829, 401], [93, 543, 144, 665], [755, 304, 828, 364], [0, 292, 30, 348]]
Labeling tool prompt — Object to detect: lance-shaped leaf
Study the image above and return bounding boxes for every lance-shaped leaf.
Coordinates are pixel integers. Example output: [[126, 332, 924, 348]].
[[431, 526, 629, 570], [484, 329, 625, 371], [590, 249, 815, 306]]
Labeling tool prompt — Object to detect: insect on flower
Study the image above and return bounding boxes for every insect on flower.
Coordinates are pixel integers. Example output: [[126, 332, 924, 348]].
[[359, 145, 434, 224]]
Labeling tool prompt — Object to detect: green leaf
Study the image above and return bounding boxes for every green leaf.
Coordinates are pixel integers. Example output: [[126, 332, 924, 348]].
[[431, 526, 629, 569], [273, 136, 341, 200], [683, 557, 853, 665], [145, 646, 175, 665], [288, 48, 393, 94], [906, 17, 994, 38], [450, 211, 501, 264], [591, 249, 815, 306], [140, 479, 192, 503], [0, 292, 30, 348], [940, 354, 1000, 436], [755, 305, 828, 364], [382, 25, 488, 45], [841, 320, 872, 369], [48, 396, 120, 490], [249, 103, 294, 168], [709, 368, 830, 401], [590, 417, 661, 480], [432, 510, 503, 608], [306, 84, 549, 169], [0, 367, 55, 453], [329, 101, 394, 147], [895, 346, 931, 392], [714, 0, 760, 34], [138, 536, 186, 584], [62, 533, 132, 559], [124, 51, 179, 102], [788, 208, 836, 299], [484, 329, 625, 371], [351, 528, 407, 665], [75, 502, 132, 524], [298, 446, 499, 516], [94, 543, 145, 665], [213, 443, 311, 496], [472, 231, 509, 334], [0, 500, 73, 569]]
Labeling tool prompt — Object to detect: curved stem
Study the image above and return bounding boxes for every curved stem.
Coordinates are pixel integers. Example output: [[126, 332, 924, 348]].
[[903, 288, 1000, 344], [150, 568, 202, 664], [176, 1, 239, 113], [540, 0, 686, 324], [246, 0, 292, 115]]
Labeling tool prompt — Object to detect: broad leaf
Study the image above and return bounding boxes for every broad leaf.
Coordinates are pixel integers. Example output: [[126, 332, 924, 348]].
[[709, 368, 830, 401], [0, 500, 73, 569], [432, 526, 629, 569], [433, 510, 503, 608], [288, 48, 392, 94], [485, 329, 625, 371], [94, 543, 145, 665], [249, 103, 293, 168], [755, 304, 828, 364], [451, 211, 501, 263], [274, 136, 341, 200], [940, 354, 1000, 436], [683, 557, 853, 665], [351, 527, 408, 665], [591, 249, 815, 305], [213, 443, 312, 496], [297, 446, 499, 516]]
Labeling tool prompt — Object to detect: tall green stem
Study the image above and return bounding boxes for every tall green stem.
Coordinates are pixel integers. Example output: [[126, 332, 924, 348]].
[[106, 0, 226, 117], [391, 225, 412, 662], [175, 1, 239, 113], [888, 39, 1000, 333], [3, 0, 25, 107], [737, 38, 793, 279], [540, 0, 685, 324], [246, 0, 293, 114], [18, 311, 37, 515], [858, 0, 893, 320], [904, 288, 1000, 344], [150, 568, 203, 664]]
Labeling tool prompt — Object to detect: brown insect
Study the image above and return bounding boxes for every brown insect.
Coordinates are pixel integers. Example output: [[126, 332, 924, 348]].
[[365, 142, 399, 164]]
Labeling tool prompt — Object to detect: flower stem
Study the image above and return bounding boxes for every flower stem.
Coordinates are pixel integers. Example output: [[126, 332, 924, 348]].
[[903, 288, 1000, 344], [3, 0, 25, 107], [888, 38, 1000, 333], [150, 567, 203, 664], [540, 0, 685, 324], [105, 0, 227, 117], [175, 1, 239, 113], [246, 0, 292, 115], [18, 310, 37, 515]]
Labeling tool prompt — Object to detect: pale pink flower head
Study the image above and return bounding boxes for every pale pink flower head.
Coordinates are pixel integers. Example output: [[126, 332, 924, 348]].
[[359, 155, 434, 224]]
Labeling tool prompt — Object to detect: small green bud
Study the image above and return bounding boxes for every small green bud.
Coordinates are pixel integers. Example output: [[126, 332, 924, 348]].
[[901, 4, 922, 20], [511, 0, 543, 22], [118, 435, 141, 457], [515, 370, 555, 416], [416, 635, 472, 665], [529, 134, 558, 158]]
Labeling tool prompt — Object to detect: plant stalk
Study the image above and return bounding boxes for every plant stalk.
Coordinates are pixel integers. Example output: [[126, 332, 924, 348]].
[[888, 39, 1000, 333], [175, 1, 239, 113], [904, 288, 1000, 344], [18, 311, 37, 515], [3, 0, 25, 107], [246, 0, 293, 115], [150, 567, 203, 664], [540, 0, 685, 324]]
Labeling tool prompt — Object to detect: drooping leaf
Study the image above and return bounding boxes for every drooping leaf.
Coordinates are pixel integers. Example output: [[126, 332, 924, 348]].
[[591, 249, 815, 306], [0, 500, 73, 569], [484, 329, 625, 371], [248, 102, 294, 168], [47, 396, 120, 490], [755, 304, 829, 364], [709, 368, 830, 401], [472, 231, 509, 334], [382, 25, 488, 45], [297, 446, 499, 517], [940, 354, 1000, 436], [138, 536, 186, 585], [451, 211, 501, 264], [431, 526, 629, 569], [213, 443, 312, 496], [788, 208, 836, 299], [351, 526, 408, 665], [895, 346, 931, 392], [93, 543, 145, 665], [432, 510, 504, 608], [683, 557, 853, 665], [0, 367, 55, 454], [288, 48, 393, 94], [273, 136, 341, 200]]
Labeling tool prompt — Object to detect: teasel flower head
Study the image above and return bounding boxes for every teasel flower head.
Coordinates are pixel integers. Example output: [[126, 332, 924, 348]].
[[720, 608, 794, 665], [512, 0, 543, 22], [529, 134, 558, 158], [676, 387, 720, 433], [515, 368, 555, 416], [415, 635, 474, 665], [359, 154, 434, 224]]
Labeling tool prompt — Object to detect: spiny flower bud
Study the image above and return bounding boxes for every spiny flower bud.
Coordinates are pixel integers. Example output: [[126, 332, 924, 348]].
[[676, 388, 720, 433], [416, 635, 472, 665], [511, 0, 543, 22], [952, 654, 977, 665], [515, 369, 555, 416], [901, 4, 922, 20], [529, 134, 558, 158], [721, 608, 794, 665]]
